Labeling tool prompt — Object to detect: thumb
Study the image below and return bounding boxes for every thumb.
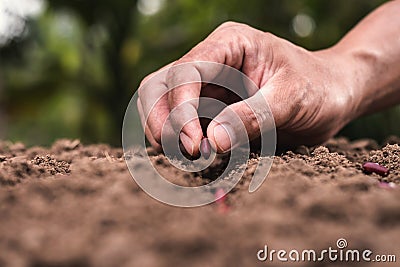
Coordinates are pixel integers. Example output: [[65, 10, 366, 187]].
[[207, 89, 276, 153]]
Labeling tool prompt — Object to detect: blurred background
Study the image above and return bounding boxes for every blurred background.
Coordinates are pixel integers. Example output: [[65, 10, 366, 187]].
[[0, 0, 396, 147]]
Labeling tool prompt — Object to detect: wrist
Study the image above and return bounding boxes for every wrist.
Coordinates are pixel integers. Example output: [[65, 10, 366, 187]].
[[319, 44, 380, 121], [343, 47, 376, 113], [312, 47, 362, 125], [328, 41, 398, 120]]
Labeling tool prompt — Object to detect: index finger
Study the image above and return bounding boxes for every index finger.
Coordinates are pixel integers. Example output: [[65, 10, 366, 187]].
[[166, 43, 244, 155], [166, 62, 225, 156], [138, 66, 175, 147]]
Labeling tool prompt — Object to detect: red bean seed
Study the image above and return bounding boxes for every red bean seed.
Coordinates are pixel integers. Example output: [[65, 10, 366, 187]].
[[378, 182, 395, 189], [215, 188, 229, 214], [215, 188, 226, 204], [362, 162, 389, 176], [200, 137, 211, 159]]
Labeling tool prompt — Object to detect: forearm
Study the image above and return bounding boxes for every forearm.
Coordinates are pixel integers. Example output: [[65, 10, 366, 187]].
[[331, 0, 400, 119]]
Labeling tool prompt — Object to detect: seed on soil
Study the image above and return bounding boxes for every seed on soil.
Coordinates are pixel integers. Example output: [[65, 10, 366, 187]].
[[215, 188, 226, 203], [215, 188, 229, 214], [378, 182, 396, 189], [362, 162, 389, 176], [200, 137, 211, 159]]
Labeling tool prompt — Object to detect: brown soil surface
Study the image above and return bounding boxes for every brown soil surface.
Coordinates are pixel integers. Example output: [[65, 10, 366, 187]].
[[0, 138, 399, 267]]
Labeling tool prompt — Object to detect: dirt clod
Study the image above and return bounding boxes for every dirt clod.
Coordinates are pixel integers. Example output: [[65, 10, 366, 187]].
[[32, 155, 70, 175]]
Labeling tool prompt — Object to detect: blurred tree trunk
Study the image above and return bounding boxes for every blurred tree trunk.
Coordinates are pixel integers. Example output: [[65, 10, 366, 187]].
[[103, 6, 135, 145], [0, 69, 4, 139], [50, 0, 138, 145]]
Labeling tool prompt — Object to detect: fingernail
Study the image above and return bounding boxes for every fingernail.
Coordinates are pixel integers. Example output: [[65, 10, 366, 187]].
[[213, 124, 236, 152], [179, 132, 194, 156]]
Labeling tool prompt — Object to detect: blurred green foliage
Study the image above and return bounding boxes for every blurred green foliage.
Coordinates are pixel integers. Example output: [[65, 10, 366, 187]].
[[0, 0, 394, 146]]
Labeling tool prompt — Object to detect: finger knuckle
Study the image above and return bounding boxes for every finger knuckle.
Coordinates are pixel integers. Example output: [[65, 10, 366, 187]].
[[138, 75, 153, 98], [247, 112, 261, 133], [218, 21, 243, 29], [139, 74, 152, 87], [262, 31, 275, 41], [137, 86, 144, 99], [236, 107, 260, 133], [152, 129, 162, 144]]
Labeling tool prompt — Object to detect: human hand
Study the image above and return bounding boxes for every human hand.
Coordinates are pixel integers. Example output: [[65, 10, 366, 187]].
[[137, 22, 357, 155]]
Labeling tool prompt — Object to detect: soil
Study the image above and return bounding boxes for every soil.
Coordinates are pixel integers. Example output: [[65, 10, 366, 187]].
[[0, 138, 399, 267]]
